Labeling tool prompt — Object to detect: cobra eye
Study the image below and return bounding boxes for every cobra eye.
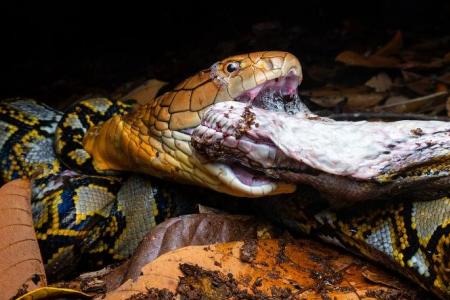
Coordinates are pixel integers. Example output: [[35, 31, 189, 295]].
[[225, 62, 240, 73]]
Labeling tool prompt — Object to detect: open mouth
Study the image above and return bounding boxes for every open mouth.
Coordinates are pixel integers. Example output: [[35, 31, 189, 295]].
[[235, 72, 304, 114], [195, 73, 302, 196]]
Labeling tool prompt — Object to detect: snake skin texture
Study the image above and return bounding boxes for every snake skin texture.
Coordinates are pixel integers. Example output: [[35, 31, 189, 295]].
[[0, 99, 191, 280], [0, 51, 449, 298]]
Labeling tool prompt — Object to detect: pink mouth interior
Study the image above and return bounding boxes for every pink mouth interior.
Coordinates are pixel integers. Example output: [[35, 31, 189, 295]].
[[230, 163, 273, 186], [235, 73, 300, 107]]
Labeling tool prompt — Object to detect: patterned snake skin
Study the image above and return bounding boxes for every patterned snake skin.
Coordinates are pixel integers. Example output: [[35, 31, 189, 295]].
[[0, 51, 449, 298], [0, 99, 195, 279]]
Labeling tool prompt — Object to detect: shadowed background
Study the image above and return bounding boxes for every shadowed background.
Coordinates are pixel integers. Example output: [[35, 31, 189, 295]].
[[0, 1, 449, 105]]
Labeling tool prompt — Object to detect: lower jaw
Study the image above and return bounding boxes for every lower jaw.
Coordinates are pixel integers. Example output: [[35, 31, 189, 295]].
[[229, 163, 273, 186], [203, 162, 296, 197]]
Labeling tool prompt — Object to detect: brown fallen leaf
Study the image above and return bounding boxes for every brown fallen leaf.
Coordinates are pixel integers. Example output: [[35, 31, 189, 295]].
[[301, 86, 346, 108], [375, 91, 448, 113], [104, 239, 428, 300], [402, 71, 436, 96], [301, 87, 346, 108], [0, 179, 46, 300], [346, 90, 386, 110], [400, 57, 448, 70], [374, 30, 403, 56], [335, 50, 401, 68], [365, 72, 393, 92], [302, 86, 385, 110], [336, 31, 449, 71], [335, 31, 402, 68], [102, 214, 276, 292], [382, 95, 412, 113], [361, 268, 409, 290]]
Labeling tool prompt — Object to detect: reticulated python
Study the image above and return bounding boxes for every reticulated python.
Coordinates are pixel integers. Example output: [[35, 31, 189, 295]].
[[0, 51, 449, 298]]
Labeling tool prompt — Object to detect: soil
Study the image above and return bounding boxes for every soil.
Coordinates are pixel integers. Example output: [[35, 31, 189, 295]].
[[126, 289, 175, 300], [239, 239, 258, 263]]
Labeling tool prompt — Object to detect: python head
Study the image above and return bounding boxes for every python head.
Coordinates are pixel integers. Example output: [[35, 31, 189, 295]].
[[83, 51, 302, 197]]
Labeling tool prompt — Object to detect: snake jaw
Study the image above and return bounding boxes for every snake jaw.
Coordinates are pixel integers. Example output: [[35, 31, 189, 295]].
[[192, 62, 304, 196], [178, 52, 304, 197], [202, 162, 294, 197], [83, 51, 302, 197]]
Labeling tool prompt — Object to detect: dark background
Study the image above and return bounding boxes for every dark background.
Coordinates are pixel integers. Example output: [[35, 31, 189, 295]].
[[1, 1, 449, 105]]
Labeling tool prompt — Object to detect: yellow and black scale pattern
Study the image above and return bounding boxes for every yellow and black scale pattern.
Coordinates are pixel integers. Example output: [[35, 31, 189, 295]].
[[322, 199, 450, 293], [0, 98, 196, 280]]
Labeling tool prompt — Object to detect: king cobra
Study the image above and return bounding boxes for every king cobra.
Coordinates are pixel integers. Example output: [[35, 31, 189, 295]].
[[0, 51, 449, 298]]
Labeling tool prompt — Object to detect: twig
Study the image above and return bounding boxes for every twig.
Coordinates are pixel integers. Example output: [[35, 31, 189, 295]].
[[376, 91, 448, 109], [328, 112, 450, 122]]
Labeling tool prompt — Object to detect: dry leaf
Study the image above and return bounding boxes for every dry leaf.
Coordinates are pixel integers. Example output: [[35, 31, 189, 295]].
[[402, 72, 435, 96], [375, 91, 448, 113], [401, 58, 448, 70], [0, 179, 46, 300], [361, 268, 407, 290], [402, 71, 450, 96], [302, 86, 385, 110], [382, 95, 412, 113], [346, 92, 385, 110], [336, 51, 401, 68], [365, 72, 393, 92], [103, 214, 275, 291], [374, 30, 403, 56], [301, 86, 346, 108], [401, 70, 422, 82], [104, 239, 427, 300], [335, 32, 403, 69], [335, 32, 448, 71]]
